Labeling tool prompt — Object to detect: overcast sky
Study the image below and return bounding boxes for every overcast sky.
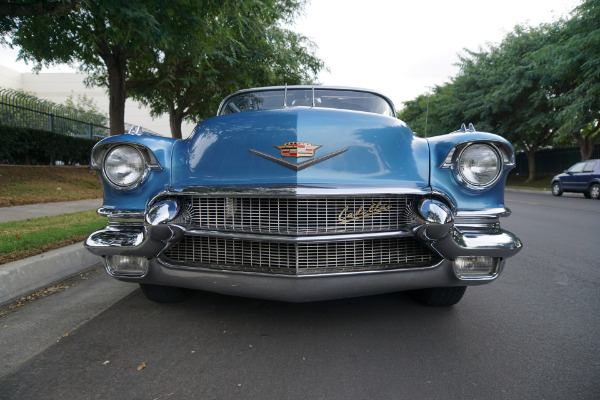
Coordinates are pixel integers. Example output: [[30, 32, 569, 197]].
[[0, 0, 582, 110], [292, 0, 581, 108]]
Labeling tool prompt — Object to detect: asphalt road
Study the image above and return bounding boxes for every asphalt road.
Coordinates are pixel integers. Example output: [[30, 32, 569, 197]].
[[1, 191, 599, 400]]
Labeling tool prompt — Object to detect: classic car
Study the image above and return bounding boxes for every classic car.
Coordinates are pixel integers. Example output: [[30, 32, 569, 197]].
[[85, 86, 522, 307], [551, 159, 600, 199]]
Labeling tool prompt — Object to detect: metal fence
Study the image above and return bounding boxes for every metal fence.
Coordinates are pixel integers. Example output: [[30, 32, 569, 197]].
[[0, 88, 109, 139], [513, 144, 600, 176]]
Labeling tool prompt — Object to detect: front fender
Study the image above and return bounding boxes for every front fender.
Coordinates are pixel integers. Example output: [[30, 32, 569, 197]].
[[427, 132, 515, 212], [90, 134, 178, 212]]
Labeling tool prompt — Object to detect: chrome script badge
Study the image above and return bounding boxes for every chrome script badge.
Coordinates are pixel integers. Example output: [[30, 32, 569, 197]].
[[338, 202, 393, 224]]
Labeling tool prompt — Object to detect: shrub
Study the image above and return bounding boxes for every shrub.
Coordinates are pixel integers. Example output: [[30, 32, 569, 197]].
[[0, 125, 96, 165]]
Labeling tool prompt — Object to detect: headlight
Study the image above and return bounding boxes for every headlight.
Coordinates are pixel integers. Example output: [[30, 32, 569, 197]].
[[103, 145, 146, 188], [456, 143, 501, 188]]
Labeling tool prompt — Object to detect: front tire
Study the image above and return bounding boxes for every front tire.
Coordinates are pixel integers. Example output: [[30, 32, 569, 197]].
[[410, 286, 467, 307], [589, 183, 600, 200], [139, 284, 193, 303], [552, 182, 563, 196]]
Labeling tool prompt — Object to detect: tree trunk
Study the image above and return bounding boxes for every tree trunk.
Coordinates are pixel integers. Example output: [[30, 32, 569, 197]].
[[524, 150, 536, 184], [168, 105, 184, 139], [574, 130, 597, 161], [108, 67, 127, 136]]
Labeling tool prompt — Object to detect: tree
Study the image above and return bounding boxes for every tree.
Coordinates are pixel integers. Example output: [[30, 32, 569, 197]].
[[11, 0, 163, 136], [401, 25, 560, 183], [127, 1, 324, 138], [534, 0, 600, 160], [0, 0, 79, 43], [456, 25, 561, 182], [398, 83, 465, 137], [9, 0, 322, 138], [64, 92, 106, 118], [0, 0, 79, 16]]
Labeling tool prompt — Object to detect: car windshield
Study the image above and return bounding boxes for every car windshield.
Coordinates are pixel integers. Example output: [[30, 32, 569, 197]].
[[219, 88, 395, 117], [568, 162, 585, 173]]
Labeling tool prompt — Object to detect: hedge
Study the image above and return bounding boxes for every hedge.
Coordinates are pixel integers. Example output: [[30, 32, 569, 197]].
[[0, 125, 97, 165]]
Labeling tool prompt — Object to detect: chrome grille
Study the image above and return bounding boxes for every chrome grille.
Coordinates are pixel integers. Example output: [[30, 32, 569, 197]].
[[171, 196, 417, 235], [162, 236, 440, 275]]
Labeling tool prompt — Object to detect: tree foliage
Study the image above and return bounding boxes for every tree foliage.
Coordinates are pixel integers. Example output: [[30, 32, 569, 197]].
[[0, 0, 80, 41], [533, 0, 600, 160], [127, 0, 324, 138], [8, 0, 323, 138], [399, 0, 600, 182]]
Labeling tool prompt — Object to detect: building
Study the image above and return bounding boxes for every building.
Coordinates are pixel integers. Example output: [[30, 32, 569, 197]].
[[0, 64, 196, 138]]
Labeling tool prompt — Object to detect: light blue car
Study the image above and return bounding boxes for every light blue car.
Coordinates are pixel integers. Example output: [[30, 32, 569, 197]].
[[86, 86, 522, 306]]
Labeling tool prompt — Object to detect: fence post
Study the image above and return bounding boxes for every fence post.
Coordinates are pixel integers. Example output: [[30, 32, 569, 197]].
[[49, 113, 54, 132], [88, 122, 93, 139]]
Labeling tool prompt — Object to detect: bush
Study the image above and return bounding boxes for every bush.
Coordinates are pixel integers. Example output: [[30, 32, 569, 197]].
[[0, 125, 97, 165]]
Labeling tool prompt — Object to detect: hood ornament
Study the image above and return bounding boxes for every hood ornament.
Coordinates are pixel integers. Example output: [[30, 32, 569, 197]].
[[275, 142, 321, 158]]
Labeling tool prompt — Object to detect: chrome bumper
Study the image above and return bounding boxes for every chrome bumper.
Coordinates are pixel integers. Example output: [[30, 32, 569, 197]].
[[85, 223, 522, 261], [125, 258, 499, 302], [85, 192, 522, 301]]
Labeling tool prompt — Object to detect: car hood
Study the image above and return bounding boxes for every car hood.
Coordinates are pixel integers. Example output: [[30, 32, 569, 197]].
[[171, 107, 430, 189]]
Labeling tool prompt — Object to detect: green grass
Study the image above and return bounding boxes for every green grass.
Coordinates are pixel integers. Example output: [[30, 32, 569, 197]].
[[0, 165, 102, 207], [506, 175, 554, 191], [0, 210, 106, 265]]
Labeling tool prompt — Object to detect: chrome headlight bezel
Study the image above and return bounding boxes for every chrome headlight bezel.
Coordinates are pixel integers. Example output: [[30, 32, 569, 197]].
[[441, 141, 513, 191], [102, 145, 147, 189], [456, 143, 502, 189], [92, 142, 162, 190]]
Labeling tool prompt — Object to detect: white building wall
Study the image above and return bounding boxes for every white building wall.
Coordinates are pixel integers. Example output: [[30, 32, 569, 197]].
[[0, 65, 23, 90], [0, 65, 196, 138]]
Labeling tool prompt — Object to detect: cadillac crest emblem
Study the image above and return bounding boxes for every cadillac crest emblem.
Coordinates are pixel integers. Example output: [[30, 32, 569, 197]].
[[275, 142, 321, 158]]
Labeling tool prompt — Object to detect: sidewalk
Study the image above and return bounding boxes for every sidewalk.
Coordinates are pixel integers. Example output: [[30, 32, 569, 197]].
[[0, 199, 104, 305], [0, 199, 103, 223]]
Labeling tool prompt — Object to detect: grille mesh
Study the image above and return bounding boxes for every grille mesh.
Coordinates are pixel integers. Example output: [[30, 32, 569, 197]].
[[171, 196, 416, 235], [162, 236, 440, 275]]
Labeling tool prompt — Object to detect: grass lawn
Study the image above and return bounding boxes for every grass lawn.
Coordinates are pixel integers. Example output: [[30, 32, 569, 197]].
[[0, 210, 106, 265], [506, 174, 553, 191], [0, 165, 102, 207]]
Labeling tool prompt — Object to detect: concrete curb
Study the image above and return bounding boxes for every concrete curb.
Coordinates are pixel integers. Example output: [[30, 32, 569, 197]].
[[0, 242, 102, 305]]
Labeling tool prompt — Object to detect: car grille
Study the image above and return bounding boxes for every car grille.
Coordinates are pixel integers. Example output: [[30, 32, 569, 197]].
[[171, 195, 417, 235], [161, 236, 440, 275]]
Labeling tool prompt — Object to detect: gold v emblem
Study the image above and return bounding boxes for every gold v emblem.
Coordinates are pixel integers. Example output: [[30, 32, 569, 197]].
[[249, 148, 348, 171]]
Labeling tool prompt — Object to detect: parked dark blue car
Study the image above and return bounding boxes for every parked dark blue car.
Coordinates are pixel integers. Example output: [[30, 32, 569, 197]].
[[551, 159, 600, 199]]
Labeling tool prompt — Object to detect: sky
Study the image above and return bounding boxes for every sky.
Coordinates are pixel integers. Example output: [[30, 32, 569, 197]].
[[292, 0, 582, 108], [0, 0, 582, 110]]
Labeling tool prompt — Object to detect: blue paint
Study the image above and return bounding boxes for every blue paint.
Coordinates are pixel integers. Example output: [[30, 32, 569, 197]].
[[92, 108, 515, 214]]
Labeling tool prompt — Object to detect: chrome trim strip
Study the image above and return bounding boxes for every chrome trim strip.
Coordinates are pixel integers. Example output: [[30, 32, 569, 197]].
[[156, 258, 444, 278], [152, 186, 431, 200], [440, 140, 515, 170], [181, 229, 414, 243], [91, 142, 163, 170], [455, 207, 511, 219], [97, 207, 145, 220]]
